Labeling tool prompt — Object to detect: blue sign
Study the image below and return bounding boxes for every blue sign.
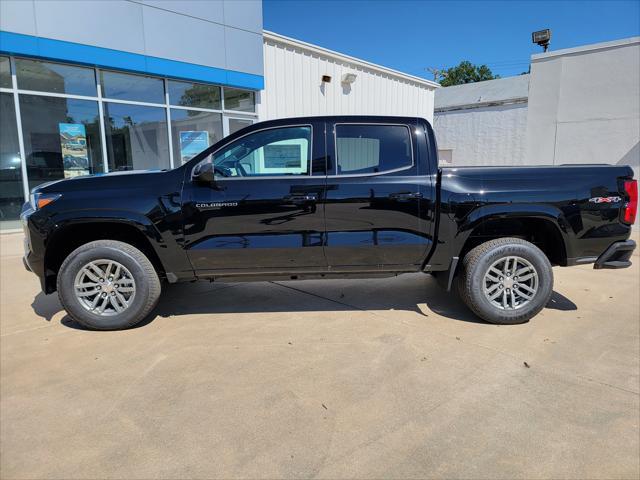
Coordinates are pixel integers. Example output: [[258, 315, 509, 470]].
[[179, 131, 210, 164]]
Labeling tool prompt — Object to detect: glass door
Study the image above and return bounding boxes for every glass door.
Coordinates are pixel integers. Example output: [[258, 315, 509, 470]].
[[224, 116, 255, 137], [0, 93, 25, 226]]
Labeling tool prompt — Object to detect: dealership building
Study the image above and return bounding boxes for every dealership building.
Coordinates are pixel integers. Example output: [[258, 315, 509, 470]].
[[0, 0, 437, 229]]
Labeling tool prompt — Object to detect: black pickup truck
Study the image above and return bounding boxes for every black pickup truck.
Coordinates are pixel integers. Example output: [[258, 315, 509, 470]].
[[22, 116, 637, 330]]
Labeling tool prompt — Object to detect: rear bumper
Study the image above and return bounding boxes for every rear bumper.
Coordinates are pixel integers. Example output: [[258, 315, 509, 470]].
[[594, 240, 636, 269]]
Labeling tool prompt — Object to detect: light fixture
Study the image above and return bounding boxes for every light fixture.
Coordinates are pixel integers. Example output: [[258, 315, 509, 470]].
[[341, 73, 357, 84], [532, 29, 551, 52]]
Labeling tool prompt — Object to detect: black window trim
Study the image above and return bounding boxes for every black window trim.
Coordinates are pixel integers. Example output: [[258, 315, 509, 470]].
[[192, 123, 314, 180], [330, 122, 414, 178]]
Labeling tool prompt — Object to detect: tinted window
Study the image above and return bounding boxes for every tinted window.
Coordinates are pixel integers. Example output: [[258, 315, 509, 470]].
[[224, 88, 255, 112], [168, 80, 221, 109], [335, 124, 412, 174], [0, 56, 11, 88], [16, 58, 96, 96], [100, 70, 164, 103], [19, 94, 104, 189], [171, 109, 223, 164], [211, 126, 311, 177], [228, 117, 254, 135], [1, 93, 23, 221], [103, 102, 169, 171]]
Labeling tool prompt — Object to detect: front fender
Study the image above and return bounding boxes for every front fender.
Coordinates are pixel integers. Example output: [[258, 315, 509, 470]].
[[43, 208, 192, 283], [47, 209, 164, 244]]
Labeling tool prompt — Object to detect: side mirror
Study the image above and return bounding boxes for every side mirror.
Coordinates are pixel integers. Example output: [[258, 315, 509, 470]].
[[192, 162, 215, 185]]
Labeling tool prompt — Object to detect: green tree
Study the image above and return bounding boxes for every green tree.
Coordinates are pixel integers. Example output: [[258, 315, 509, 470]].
[[439, 61, 498, 87]]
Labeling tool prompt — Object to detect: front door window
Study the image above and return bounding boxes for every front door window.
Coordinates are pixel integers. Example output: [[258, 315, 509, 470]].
[[210, 126, 311, 177]]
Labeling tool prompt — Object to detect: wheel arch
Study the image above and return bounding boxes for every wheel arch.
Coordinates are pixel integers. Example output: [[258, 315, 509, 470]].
[[43, 218, 167, 294], [458, 211, 569, 267]]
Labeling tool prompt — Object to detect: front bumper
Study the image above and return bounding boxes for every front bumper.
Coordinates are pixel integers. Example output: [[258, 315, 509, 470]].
[[594, 240, 636, 269], [21, 206, 47, 291]]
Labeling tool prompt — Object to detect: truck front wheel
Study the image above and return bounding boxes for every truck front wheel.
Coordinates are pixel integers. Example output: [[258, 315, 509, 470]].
[[57, 240, 161, 330], [458, 237, 553, 325]]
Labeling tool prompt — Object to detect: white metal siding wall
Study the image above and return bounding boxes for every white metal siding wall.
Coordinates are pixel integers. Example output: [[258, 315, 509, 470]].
[[434, 103, 528, 166], [259, 37, 435, 122]]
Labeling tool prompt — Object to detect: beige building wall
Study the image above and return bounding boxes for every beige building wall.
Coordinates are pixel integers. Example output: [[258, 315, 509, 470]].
[[525, 37, 640, 177]]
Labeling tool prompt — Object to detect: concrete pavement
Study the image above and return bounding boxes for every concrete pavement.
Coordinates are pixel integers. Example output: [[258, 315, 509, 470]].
[[1, 232, 639, 479]]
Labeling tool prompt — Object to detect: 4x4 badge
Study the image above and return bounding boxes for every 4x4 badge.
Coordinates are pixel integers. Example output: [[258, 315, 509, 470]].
[[589, 196, 622, 203]]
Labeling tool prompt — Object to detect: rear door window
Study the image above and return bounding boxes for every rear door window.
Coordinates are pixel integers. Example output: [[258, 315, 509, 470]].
[[335, 124, 412, 175]]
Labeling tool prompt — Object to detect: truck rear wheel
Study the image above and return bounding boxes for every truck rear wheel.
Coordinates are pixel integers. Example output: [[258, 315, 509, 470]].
[[458, 237, 553, 324], [57, 240, 161, 330]]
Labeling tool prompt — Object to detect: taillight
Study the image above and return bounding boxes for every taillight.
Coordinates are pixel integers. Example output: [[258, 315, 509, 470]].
[[622, 179, 638, 225]]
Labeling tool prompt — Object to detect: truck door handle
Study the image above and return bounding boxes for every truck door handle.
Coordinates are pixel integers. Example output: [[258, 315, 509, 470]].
[[286, 194, 318, 203], [389, 192, 423, 201]]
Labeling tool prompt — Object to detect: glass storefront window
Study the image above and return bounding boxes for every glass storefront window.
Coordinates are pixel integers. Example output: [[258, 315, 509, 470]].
[[100, 70, 165, 104], [170, 109, 223, 164], [16, 58, 96, 96], [0, 56, 11, 88], [228, 117, 254, 135], [19, 95, 104, 190], [1, 55, 259, 218], [168, 80, 221, 110], [0, 93, 24, 222], [103, 102, 170, 171], [224, 88, 255, 112]]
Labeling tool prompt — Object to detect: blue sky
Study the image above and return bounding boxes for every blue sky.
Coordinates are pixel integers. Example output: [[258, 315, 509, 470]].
[[263, 0, 640, 79]]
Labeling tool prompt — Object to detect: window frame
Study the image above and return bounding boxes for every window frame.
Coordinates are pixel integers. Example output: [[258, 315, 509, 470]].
[[331, 122, 414, 177], [192, 124, 314, 181]]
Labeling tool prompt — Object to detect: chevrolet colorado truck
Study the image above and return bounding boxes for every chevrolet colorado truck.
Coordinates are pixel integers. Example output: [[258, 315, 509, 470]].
[[22, 116, 637, 330]]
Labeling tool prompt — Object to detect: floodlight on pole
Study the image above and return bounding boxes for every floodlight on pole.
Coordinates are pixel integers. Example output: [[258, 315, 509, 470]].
[[532, 29, 551, 52]]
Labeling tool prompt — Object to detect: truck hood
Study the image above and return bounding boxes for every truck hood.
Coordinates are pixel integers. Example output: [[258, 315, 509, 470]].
[[33, 169, 170, 194]]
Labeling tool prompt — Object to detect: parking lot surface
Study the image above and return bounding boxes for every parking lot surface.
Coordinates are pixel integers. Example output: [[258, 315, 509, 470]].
[[1, 232, 639, 479]]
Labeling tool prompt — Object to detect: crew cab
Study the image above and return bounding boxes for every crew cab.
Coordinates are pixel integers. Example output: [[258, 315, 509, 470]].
[[22, 116, 637, 330]]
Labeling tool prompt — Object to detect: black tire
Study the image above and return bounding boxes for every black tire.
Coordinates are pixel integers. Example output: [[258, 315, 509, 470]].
[[457, 237, 553, 325], [57, 240, 161, 330]]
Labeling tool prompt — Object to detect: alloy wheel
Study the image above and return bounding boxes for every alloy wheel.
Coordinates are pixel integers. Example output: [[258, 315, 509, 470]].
[[483, 256, 539, 310], [73, 259, 136, 316]]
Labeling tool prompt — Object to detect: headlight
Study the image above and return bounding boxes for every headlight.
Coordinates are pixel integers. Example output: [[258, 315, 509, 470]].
[[30, 192, 62, 210]]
